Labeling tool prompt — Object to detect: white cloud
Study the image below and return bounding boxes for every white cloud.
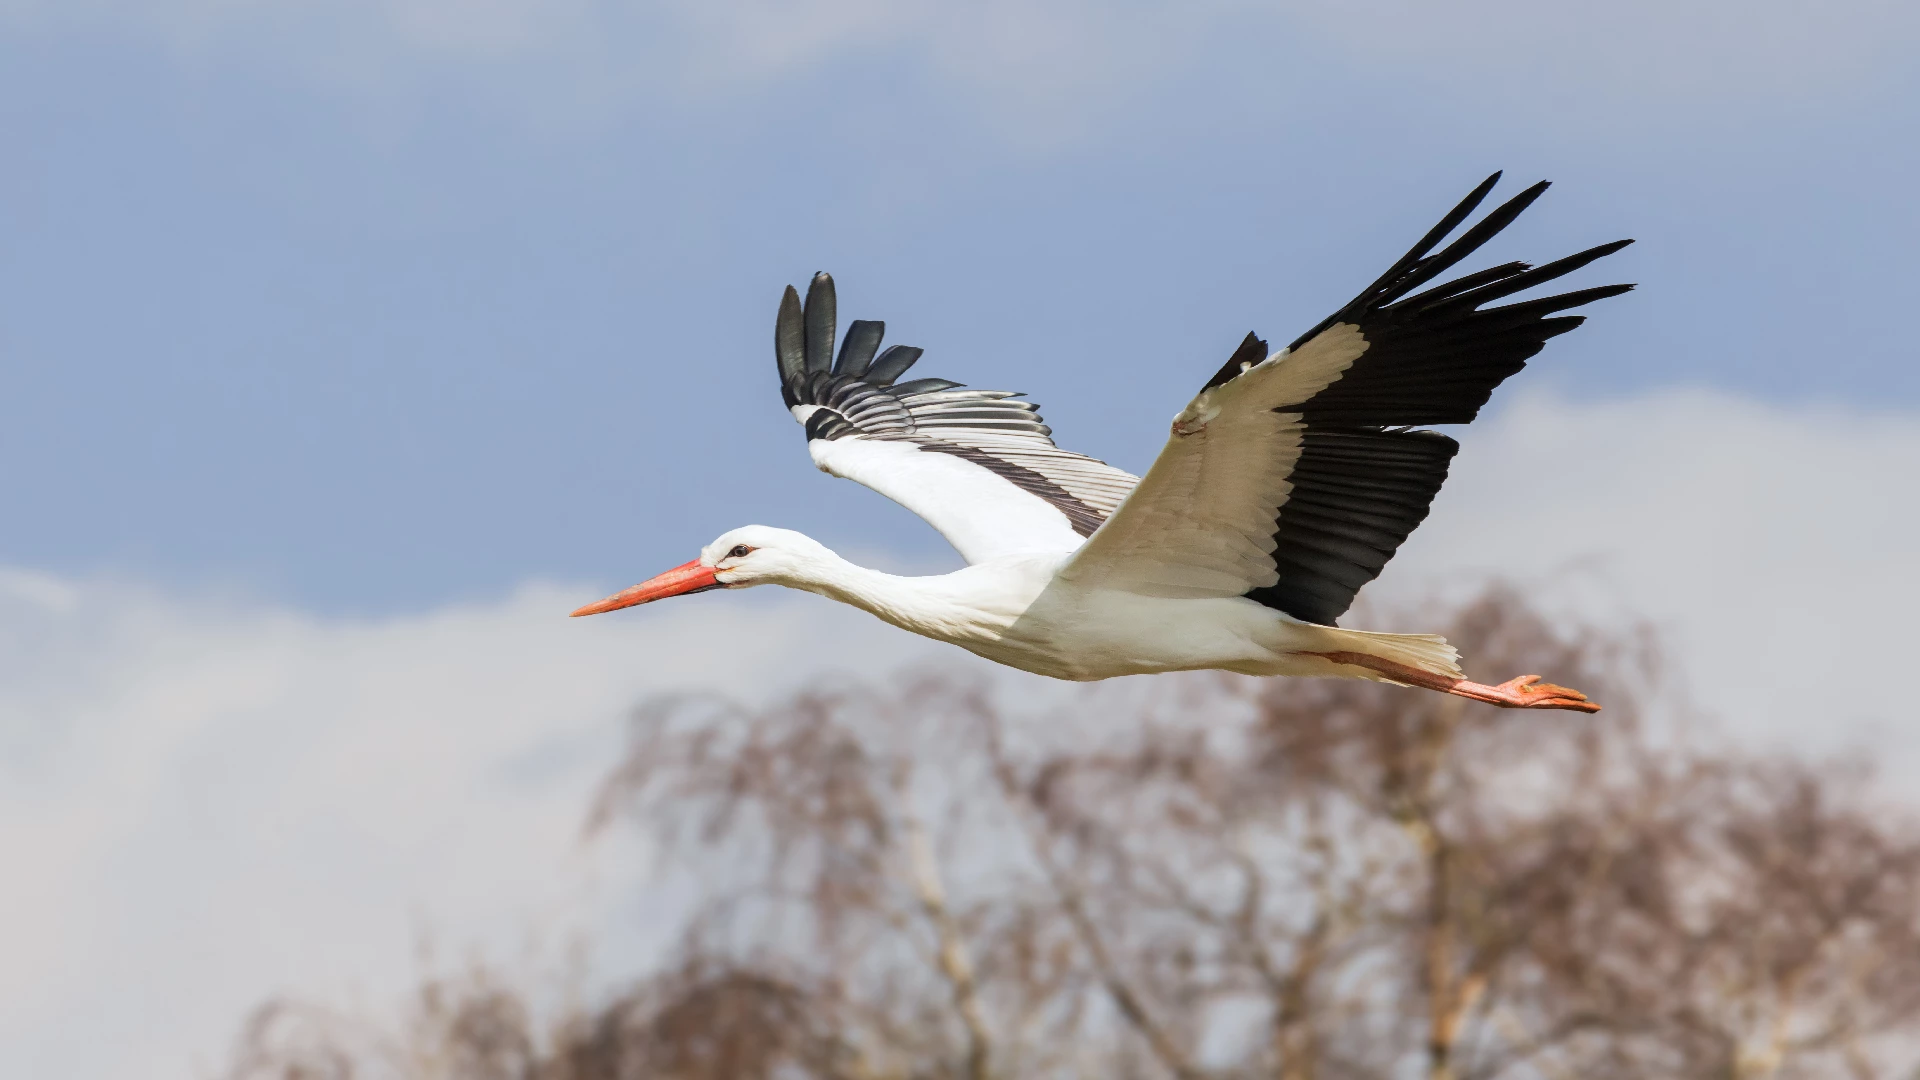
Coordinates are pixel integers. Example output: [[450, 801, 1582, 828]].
[[2, 387, 1916, 1078], [0, 576, 948, 1079]]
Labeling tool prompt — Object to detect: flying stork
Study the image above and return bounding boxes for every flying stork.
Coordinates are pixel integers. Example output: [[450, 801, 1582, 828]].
[[573, 174, 1631, 711]]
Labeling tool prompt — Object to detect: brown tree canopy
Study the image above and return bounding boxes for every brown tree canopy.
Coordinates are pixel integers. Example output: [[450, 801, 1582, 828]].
[[228, 588, 1920, 1080]]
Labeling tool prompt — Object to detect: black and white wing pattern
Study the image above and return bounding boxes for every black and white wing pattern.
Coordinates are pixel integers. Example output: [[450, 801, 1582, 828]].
[[777, 273, 1139, 564], [1061, 173, 1633, 625]]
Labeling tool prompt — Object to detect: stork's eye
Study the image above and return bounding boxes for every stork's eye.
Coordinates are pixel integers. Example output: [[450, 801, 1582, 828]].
[[727, 545, 754, 559]]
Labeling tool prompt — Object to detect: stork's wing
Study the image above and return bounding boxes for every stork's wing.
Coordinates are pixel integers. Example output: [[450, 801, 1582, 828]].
[[1060, 173, 1633, 625], [776, 273, 1139, 564]]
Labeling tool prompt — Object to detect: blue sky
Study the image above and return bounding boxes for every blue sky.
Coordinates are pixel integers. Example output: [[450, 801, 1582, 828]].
[[5, 5, 1920, 1076], [3, 0, 1916, 612]]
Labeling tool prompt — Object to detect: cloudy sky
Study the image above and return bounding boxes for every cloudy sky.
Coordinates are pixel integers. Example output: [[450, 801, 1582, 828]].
[[2, 2, 1917, 1077]]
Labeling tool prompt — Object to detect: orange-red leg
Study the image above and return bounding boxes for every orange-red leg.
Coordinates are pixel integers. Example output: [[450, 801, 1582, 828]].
[[1301, 651, 1601, 713]]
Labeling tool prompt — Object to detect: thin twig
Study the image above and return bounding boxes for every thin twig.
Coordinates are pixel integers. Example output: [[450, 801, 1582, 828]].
[[895, 767, 994, 1080]]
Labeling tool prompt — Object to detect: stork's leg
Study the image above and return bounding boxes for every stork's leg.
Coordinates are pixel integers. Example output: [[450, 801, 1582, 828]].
[[1301, 651, 1600, 713]]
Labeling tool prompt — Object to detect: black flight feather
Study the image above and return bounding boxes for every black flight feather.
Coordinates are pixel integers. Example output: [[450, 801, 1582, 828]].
[[775, 286, 807, 404], [1340, 171, 1504, 321], [865, 345, 923, 386], [836, 320, 885, 377], [1411, 240, 1634, 317], [1218, 174, 1633, 626], [1367, 181, 1552, 312], [804, 272, 836, 374], [888, 377, 963, 397]]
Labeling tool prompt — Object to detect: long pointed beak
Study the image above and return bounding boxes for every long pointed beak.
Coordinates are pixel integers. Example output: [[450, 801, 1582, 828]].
[[569, 560, 723, 617]]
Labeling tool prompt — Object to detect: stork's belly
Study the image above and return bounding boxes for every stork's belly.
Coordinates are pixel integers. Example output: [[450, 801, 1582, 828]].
[[954, 590, 1308, 682]]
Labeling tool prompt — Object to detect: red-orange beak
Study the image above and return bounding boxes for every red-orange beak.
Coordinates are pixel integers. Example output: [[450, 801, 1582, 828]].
[[569, 560, 723, 617]]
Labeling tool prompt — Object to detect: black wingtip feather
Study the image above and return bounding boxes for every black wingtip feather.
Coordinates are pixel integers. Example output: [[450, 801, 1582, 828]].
[[836, 319, 885, 377], [1372, 180, 1553, 309], [865, 345, 923, 386], [1355, 171, 1505, 301], [1476, 282, 1636, 325], [1399, 172, 1504, 269], [776, 285, 806, 404], [1409, 240, 1634, 315], [1405, 261, 1532, 309], [804, 272, 836, 374]]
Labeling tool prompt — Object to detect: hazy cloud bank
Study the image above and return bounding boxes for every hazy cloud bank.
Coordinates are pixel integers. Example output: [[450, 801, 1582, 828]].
[[0, 579, 945, 1078]]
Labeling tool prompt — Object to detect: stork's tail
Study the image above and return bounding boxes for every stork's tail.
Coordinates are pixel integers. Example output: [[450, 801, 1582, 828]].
[[1310, 626, 1463, 685]]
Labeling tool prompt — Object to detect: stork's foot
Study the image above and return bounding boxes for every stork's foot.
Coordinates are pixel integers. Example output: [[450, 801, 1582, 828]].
[[1446, 674, 1599, 713]]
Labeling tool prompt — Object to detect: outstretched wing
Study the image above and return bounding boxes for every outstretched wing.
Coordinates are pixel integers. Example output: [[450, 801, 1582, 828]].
[[777, 273, 1139, 564], [1061, 173, 1633, 625]]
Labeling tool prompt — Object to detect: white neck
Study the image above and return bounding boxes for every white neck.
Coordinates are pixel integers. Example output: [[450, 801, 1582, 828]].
[[783, 550, 947, 629], [772, 546, 1030, 644]]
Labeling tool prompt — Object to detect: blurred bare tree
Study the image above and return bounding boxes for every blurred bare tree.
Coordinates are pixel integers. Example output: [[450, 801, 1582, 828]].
[[225, 587, 1920, 1080]]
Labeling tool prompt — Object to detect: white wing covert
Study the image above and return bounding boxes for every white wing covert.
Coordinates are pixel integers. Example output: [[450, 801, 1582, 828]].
[[776, 273, 1139, 564], [1062, 173, 1635, 625]]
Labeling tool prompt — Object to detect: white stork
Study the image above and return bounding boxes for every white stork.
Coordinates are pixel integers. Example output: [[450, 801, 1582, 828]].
[[574, 174, 1631, 711]]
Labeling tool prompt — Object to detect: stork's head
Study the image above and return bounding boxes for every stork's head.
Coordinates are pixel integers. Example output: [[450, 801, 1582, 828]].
[[569, 525, 827, 617]]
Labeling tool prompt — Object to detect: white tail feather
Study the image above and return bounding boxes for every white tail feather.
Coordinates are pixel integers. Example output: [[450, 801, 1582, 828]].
[[1318, 626, 1463, 684]]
